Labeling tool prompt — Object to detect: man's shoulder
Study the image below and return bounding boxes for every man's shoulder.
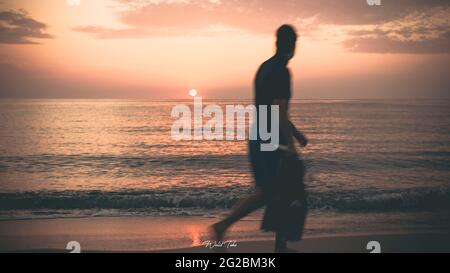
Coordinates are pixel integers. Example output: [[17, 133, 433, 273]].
[[258, 57, 287, 77], [258, 58, 273, 72]]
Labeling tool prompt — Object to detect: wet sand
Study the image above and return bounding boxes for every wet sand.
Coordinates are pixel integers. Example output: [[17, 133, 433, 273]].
[[1, 216, 449, 253]]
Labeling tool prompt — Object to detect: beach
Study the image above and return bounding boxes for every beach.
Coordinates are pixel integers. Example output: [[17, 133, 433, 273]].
[[1, 99, 449, 253], [1, 215, 450, 253], [167, 233, 450, 253]]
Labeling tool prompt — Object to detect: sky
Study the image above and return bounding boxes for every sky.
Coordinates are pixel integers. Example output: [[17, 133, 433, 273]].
[[0, 0, 449, 99]]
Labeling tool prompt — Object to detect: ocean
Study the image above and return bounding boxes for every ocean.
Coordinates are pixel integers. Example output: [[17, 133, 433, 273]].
[[0, 99, 449, 237]]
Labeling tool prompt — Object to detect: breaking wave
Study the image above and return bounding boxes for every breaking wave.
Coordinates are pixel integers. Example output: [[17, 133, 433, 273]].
[[1, 186, 449, 213]]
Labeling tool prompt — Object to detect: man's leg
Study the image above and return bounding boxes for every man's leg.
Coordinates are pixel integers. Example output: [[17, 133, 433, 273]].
[[275, 232, 287, 253], [212, 191, 266, 241]]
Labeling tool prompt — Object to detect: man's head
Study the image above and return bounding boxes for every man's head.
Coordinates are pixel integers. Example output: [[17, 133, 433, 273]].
[[276, 24, 298, 60]]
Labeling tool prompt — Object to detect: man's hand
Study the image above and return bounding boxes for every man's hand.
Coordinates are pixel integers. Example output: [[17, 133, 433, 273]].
[[274, 98, 297, 155], [296, 133, 308, 147], [290, 121, 308, 147]]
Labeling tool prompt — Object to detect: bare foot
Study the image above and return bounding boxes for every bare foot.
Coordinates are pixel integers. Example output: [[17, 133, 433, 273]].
[[210, 221, 226, 242], [209, 222, 227, 253]]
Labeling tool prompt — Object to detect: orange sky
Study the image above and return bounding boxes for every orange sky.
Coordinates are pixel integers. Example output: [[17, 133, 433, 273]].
[[0, 0, 449, 99]]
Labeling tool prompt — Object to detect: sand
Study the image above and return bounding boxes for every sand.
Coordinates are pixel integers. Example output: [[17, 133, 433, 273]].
[[0, 216, 449, 253], [162, 233, 450, 253]]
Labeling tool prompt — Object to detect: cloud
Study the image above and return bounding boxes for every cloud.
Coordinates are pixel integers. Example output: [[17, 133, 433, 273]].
[[343, 31, 450, 54], [72, 24, 237, 39], [73, 0, 450, 53], [291, 0, 449, 25], [74, 0, 301, 38], [110, 0, 449, 27], [0, 9, 53, 44], [342, 7, 450, 53]]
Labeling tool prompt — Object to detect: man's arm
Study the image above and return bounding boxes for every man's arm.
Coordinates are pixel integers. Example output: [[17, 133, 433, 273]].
[[273, 99, 296, 154], [289, 120, 308, 147]]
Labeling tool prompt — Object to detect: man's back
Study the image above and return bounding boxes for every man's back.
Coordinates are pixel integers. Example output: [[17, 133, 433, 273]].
[[254, 54, 292, 144], [254, 55, 291, 107]]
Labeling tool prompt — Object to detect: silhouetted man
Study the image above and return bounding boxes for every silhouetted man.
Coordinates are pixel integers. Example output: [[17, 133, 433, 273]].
[[212, 24, 308, 253]]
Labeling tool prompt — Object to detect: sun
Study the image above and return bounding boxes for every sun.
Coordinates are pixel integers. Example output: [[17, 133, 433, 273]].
[[189, 89, 198, 97]]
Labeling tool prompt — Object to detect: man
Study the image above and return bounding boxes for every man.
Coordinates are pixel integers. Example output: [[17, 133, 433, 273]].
[[211, 24, 308, 253]]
